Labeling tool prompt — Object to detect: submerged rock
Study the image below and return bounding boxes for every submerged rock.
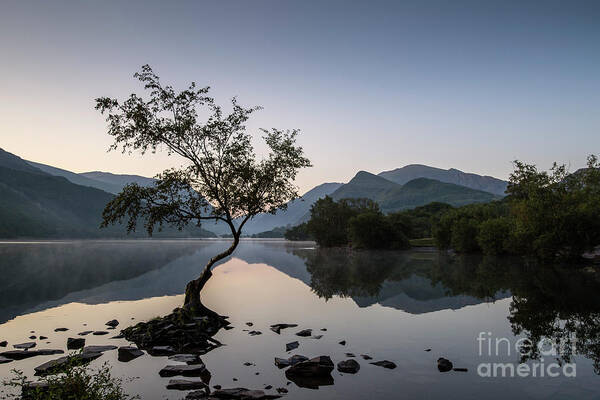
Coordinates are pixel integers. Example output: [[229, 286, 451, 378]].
[[311, 335, 323, 339], [29, 336, 37, 340], [269, 324, 298, 334], [78, 331, 93, 336], [150, 346, 177, 356], [0, 356, 13, 364], [286, 341, 299, 352], [105, 319, 120, 328], [437, 358, 453, 372], [0, 349, 63, 360], [295, 329, 312, 337], [337, 359, 360, 374], [34, 352, 102, 375], [39, 336, 47, 340], [166, 379, 209, 391], [83, 345, 117, 354], [159, 364, 208, 378], [0, 341, 7, 347], [338, 340, 346, 346], [285, 356, 335, 389], [345, 353, 355, 357], [118, 346, 144, 362], [370, 360, 396, 369], [67, 338, 85, 350], [93, 331, 109, 336], [13, 342, 36, 350], [248, 330, 262, 336], [54, 328, 68, 332], [169, 354, 202, 364], [360, 354, 372, 360], [275, 354, 308, 369]]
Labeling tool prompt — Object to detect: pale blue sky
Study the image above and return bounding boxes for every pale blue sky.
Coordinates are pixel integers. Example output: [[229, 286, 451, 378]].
[[1, 0, 598, 192]]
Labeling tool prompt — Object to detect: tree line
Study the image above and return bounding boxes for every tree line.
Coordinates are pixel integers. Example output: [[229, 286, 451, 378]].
[[288, 156, 600, 262]]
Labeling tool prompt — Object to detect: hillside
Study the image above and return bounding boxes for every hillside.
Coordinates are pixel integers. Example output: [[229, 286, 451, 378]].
[[0, 149, 214, 239], [330, 171, 498, 213], [378, 164, 507, 196], [80, 171, 155, 191], [241, 182, 343, 234], [26, 160, 123, 194]]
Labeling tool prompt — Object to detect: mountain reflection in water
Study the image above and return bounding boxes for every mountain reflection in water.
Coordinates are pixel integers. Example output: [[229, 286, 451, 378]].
[[1, 239, 600, 373]]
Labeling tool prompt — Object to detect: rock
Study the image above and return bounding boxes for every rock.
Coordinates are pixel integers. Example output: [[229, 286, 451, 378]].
[[311, 335, 323, 339], [34, 352, 102, 375], [78, 331, 93, 336], [233, 378, 238, 381], [276, 388, 288, 394], [214, 385, 222, 390], [166, 379, 209, 390], [285, 356, 335, 389], [118, 346, 144, 362], [39, 336, 47, 340], [211, 388, 281, 399], [105, 319, 119, 327], [0, 356, 13, 364], [54, 328, 68, 332], [111, 334, 125, 339], [248, 330, 262, 336], [159, 364, 208, 378], [151, 346, 177, 356], [0, 349, 63, 360], [288, 354, 309, 366], [338, 340, 346, 346], [337, 359, 360, 374], [437, 358, 453, 372], [246, 322, 254, 327], [93, 331, 108, 336], [13, 342, 36, 350], [320, 328, 327, 331], [295, 329, 312, 337], [269, 324, 298, 334], [453, 368, 468, 372], [286, 341, 299, 352], [185, 390, 210, 399], [67, 338, 85, 350], [345, 353, 355, 357], [83, 345, 117, 353], [370, 360, 396, 369], [29, 336, 37, 340], [424, 348, 431, 352], [243, 362, 254, 366], [361, 354, 372, 360], [265, 385, 272, 390], [224, 326, 234, 330], [169, 354, 202, 364], [0, 341, 7, 347], [274, 357, 290, 368]]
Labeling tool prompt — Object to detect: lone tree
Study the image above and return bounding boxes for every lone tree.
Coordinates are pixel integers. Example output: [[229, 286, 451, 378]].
[[96, 65, 311, 312]]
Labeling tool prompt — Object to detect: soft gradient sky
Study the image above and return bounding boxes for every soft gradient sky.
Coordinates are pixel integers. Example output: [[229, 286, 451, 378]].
[[1, 0, 598, 193]]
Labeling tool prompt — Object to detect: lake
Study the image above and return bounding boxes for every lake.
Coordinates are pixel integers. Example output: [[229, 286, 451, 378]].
[[1, 239, 599, 399]]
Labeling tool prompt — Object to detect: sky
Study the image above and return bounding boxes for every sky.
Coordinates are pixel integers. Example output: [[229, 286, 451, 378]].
[[1, 0, 599, 193]]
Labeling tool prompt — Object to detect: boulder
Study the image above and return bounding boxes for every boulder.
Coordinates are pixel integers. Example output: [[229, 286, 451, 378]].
[[337, 359, 360, 374], [54, 328, 68, 332], [159, 364, 208, 378], [274, 358, 290, 368], [269, 324, 298, 334], [437, 358, 453, 372], [118, 346, 144, 362], [0, 356, 13, 364], [345, 353, 355, 357], [29, 336, 37, 340], [285, 341, 299, 352], [166, 379, 209, 391], [78, 331, 93, 336], [210, 388, 281, 399], [39, 336, 47, 340], [13, 342, 36, 350], [361, 354, 372, 360], [285, 356, 335, 389], [105, 319, 120, 327], [295, 329, 312, 337], [93, 331, 109, 336], [338, 340, 346, 346], [370, 360, 396, 369], [0, 341, 7, 347], [248, 331, 262, 336], [274, 354, 308, 369], [67, 338, 85, 350]]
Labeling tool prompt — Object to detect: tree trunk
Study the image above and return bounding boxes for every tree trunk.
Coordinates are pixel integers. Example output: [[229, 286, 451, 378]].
[[183, 235, 240, 313]]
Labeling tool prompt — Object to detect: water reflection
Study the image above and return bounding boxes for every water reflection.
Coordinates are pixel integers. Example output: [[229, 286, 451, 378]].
[[2, 240, 600, 376]]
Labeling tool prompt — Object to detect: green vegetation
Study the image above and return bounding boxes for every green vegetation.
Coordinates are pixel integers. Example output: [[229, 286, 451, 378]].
[[432, 156, 600, 261], [251, 226, 286, 238], [2, 360, 137, 400], [283, 222, 313, 241]]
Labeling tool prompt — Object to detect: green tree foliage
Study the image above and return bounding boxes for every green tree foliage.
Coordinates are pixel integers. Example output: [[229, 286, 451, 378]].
[[348, 212, 410, 249], [95, 65, 311, 307], [432, 155, 600, 261], [284, 222, 312, 241]]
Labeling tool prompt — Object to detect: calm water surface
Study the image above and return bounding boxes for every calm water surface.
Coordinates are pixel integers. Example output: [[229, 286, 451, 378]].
[[0, 240, 599, 399]]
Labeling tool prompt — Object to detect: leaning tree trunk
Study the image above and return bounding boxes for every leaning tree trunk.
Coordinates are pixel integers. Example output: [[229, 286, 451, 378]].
[[183, 235, 240, 314]]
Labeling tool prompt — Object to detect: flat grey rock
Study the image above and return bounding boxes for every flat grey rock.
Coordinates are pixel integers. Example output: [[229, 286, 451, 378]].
[[0, 349, 63, 360], [166, 379, 209, 390], [34, 352, 102, 375], [13, 342, 36, 350], [118, 346, 144, 362], [82, 345, 117, 353], [159, 364, 207, 377]]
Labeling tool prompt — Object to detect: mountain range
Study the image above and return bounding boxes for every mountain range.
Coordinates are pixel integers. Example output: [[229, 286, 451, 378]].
[[0, 147, 507, 237]]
